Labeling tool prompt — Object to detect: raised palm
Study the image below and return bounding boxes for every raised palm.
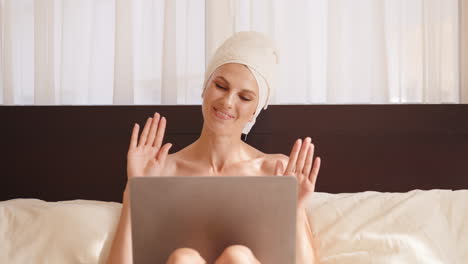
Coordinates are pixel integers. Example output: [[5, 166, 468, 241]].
[[275, 137, 321, 210], [127, 112, 172, 179]]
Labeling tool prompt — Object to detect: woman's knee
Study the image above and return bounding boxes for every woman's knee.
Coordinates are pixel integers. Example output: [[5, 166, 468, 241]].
[[166, 248, 206, 264], [215, 245, 260, 264]]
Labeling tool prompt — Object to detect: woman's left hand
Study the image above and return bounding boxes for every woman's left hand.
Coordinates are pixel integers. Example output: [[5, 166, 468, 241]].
[[275, 137, 321, 210]]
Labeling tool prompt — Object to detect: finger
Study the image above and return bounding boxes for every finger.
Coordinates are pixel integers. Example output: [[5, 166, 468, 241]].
[[275, 160, 284, 176], [308, 157, 321, 189], [153, 116, 167, 148], [146, 113, 160, 147], [302, 143, 314, 176], [138, 117, 152, 147], [157, 143, 173, 164], [129, 123, 139, 150], [296, 137, 311, 178], [285, 139, 302, 174]]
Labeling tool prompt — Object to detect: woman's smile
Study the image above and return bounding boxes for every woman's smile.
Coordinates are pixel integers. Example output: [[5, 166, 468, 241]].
[[213, 106, 235, 120]]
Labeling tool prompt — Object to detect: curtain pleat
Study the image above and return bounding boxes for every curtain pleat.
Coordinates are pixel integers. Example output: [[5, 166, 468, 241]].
[[114, 0, 133, 104], [0, 0, 462, 105]]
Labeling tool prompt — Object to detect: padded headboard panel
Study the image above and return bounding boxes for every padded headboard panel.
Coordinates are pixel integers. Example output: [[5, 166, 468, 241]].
[[1, 105, 467, 202]]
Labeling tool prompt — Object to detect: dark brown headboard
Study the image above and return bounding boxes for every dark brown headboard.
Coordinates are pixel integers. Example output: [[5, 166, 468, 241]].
[[1, 105, 467, 202]]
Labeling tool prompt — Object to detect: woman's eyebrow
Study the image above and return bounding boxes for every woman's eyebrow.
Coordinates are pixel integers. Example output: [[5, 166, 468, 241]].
[[216, 76, 257, 97], [241, 89, 257, 97], [216, 76, 230, 85]]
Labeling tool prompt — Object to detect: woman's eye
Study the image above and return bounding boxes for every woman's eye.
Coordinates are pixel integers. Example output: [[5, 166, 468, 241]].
[[215, 84, 227, 90], [240, 96, 251, 102]]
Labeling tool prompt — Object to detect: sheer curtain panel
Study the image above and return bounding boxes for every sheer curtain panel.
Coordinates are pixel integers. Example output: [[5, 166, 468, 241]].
[[0, 0, 464, 105], [0, 0, 205, 105]]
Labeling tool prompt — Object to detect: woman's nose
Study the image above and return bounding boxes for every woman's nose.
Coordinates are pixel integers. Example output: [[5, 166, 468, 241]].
[[220, 92, 234, 108]]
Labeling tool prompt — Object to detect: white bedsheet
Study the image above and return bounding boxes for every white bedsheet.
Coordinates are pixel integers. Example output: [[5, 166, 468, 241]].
[[305, 190, 468, 264], [1, 189, 467, 263]]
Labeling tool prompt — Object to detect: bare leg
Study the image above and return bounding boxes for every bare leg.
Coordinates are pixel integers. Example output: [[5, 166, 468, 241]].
[[214, 245, 261, 264], [165, 248, 206, 264]]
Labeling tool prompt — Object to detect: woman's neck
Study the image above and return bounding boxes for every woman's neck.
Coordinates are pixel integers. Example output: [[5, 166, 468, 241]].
[[191, 125, 249, 173]]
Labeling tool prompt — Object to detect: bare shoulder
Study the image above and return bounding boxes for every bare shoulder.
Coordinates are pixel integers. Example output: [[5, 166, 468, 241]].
[[262, 153, 288, 167], [163, 144, 201, 176], [258, 153, 289, 175], [162, 148, 189, 176], [241, 142, 288, 175], [165, 142, 193, 164]]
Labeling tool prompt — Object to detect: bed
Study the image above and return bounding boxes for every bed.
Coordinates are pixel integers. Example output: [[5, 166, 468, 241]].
[[1, 104, 468, 263]]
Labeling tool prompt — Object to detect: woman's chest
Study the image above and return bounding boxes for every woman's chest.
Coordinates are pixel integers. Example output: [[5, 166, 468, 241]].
[[162, 159, 273, 177]]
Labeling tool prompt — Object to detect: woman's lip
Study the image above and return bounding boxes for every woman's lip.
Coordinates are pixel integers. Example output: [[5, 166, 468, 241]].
[[213, 107, 234, 120]]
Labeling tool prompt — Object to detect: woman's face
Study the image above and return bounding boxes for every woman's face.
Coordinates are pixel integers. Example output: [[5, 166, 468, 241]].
[[202, 63, 259, 136]]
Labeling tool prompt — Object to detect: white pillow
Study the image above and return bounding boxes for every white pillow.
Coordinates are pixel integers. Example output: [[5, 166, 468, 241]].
[[0, 199, 121, 264]]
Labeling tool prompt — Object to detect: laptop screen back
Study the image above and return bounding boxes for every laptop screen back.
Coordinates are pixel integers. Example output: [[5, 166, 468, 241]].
[[130, 176, 297, 264]]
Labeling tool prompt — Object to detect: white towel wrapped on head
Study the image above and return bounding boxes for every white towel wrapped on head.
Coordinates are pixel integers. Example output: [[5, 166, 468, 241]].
[[203, 31, 279, 135]]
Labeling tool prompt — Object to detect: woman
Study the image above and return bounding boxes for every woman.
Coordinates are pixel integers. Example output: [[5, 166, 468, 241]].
[[107, 31, 321, 264]]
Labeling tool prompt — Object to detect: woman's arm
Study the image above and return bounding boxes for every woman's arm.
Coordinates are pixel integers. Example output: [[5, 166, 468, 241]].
[[296, 209, 318, 264], [106, 113, 172, 264], [275, 137, 322, 264], [106, 188, 133, 264]]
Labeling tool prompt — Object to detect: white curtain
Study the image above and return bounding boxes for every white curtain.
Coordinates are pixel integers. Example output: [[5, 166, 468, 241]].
[[0, 0, 463, 105], [212, 0, 460, 104], [0, 0, 205, 105]]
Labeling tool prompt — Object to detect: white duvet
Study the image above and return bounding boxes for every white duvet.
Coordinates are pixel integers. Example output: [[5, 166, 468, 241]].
[[305, 190, 468, 264], [1, 189, 467, 264]]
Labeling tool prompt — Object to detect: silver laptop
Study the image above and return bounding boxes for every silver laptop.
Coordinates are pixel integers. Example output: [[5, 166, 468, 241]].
[[130, 176, 297, 264]]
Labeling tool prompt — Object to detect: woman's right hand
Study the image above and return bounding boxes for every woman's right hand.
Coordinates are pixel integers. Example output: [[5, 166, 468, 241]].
[[110, 114, 170, 264], [126, 112, 172, 181]]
